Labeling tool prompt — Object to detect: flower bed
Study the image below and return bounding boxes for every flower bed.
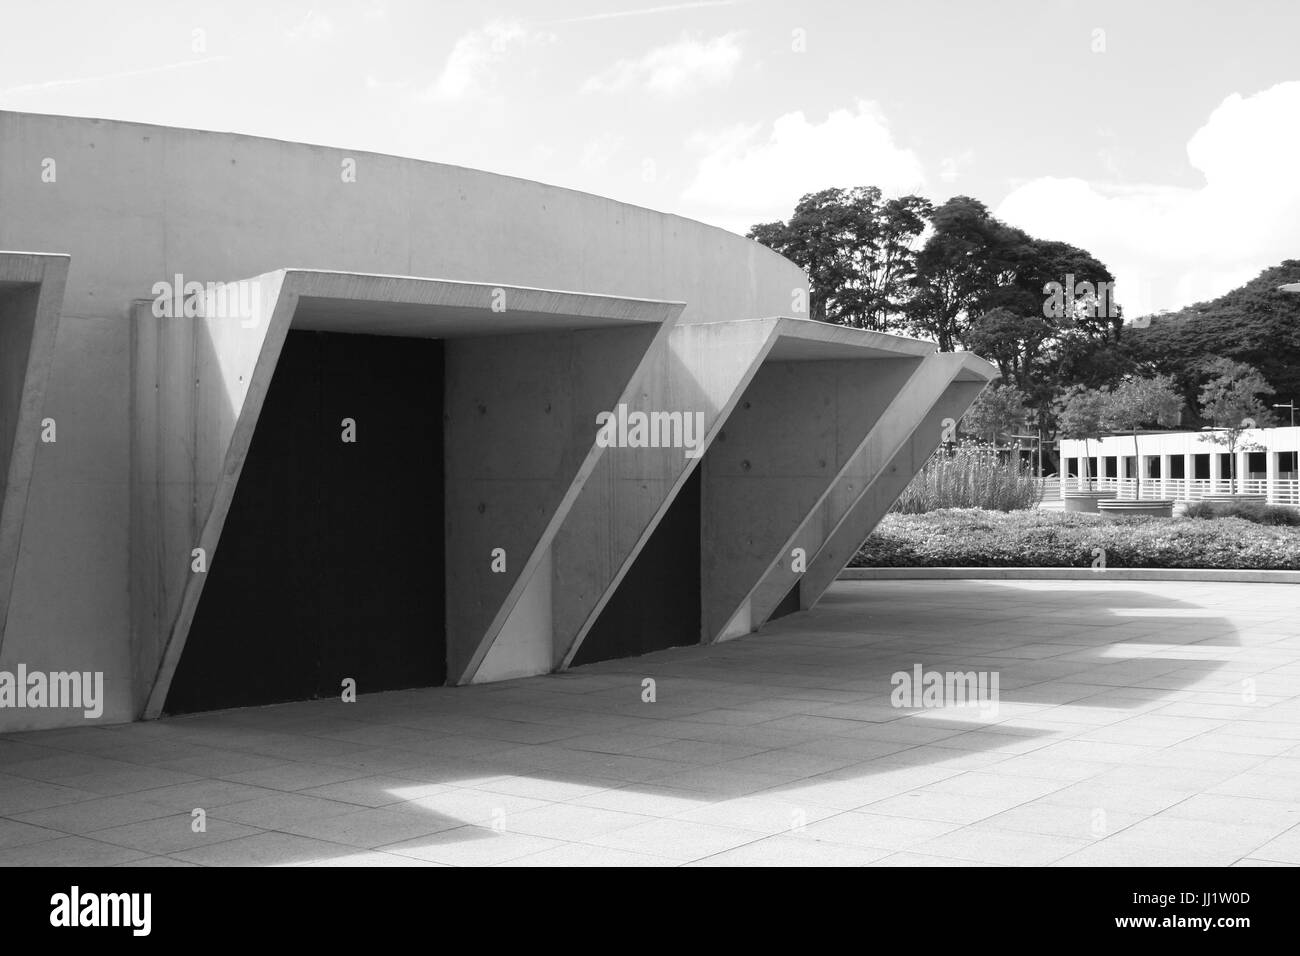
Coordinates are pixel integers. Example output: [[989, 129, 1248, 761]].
[[851, 508, 1300, 570]]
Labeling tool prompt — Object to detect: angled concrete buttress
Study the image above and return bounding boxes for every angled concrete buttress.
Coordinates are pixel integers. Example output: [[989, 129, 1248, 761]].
[[134, 269, 682, 718], [699, 322, 933, 644], [796, 371, 995, 608], [0, 252, 69, 652], [462, 317, 783, 681], [443, 298, 683, 682], [475, 317, 940, 677], [745, 352, 996, 629]]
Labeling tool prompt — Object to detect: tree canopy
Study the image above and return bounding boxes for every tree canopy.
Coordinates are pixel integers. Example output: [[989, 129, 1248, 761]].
[[749, 189, 1300, 474]]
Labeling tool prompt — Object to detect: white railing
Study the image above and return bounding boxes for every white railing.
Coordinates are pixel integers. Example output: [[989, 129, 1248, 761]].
[[1063, 476, 1300, 506]]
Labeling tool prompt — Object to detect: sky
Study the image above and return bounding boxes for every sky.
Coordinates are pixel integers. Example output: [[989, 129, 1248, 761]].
[[1, 0, 1297, 316]]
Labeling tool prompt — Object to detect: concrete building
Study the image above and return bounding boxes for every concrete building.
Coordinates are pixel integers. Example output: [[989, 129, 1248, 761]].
[[0, 111, 995, 731], [1060, 427, 1300, 505]]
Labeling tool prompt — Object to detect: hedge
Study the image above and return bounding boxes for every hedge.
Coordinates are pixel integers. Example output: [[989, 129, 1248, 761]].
[[850, 508, 1300, 570]]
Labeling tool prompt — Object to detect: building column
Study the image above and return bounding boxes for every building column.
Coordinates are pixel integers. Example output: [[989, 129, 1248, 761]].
[[1183, 451, 1194, 501], [1266, 448, 1278, 504]]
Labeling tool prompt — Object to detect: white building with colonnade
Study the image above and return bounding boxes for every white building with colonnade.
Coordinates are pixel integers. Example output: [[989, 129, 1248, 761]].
[[1059, 426, 1300, 505]]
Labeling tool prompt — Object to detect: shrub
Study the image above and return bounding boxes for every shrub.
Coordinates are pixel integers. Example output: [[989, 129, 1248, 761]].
[[893, 443, 1042, 514], [1184, 500, 1300, 527], [851, 508, 1300, 570]]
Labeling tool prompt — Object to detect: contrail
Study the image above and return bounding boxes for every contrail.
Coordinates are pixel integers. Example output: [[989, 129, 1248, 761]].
[[0, 55, 229, 97], [549, 1, 745, 25]]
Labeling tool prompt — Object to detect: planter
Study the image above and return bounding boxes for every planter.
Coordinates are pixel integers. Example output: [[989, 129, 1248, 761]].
[[1097, 498, 1174, 518], [1064, 491, 1118, 513]]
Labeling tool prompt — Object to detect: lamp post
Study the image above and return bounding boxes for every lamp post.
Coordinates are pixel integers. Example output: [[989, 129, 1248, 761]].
[[1275, 287, 1299, 497], [1280, 286, 1299, 496]]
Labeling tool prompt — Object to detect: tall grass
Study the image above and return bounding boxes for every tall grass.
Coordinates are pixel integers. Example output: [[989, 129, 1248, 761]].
[[893, 442, 1043, 514]]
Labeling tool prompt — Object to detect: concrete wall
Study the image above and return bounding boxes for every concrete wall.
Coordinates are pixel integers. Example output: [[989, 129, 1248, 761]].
[[700, 356, 922, 642], [130, 274, 289, 718], [746, 355, 992, 627], [796, 375, 991, 610], [0, 253, 68, 643], [0, 111, 804, 730], [0, 111, 996, 731], [131, 271, 682, 717], [443, 324, 660, 680], [547, 319, 780, 672]]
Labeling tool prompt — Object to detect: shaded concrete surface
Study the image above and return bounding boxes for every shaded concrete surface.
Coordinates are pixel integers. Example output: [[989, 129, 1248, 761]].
[[0, 252, 68, 655], [0, 579, 1296, 867]]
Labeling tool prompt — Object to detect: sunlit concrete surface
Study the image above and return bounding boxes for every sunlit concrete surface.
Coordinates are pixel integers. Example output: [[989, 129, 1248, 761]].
[[0, 579, 1296, 867]]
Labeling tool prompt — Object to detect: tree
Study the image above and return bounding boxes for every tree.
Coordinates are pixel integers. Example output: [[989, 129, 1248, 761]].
[[965, 306, 1058, 456], [748, 189, 855, 323], [961, 383, 1028, 446], [966, 307, 1055, 388], [963, 237, 1118, 471], [1098, 375, 1182, 497], [851, 193, 933, 330], [747, 187, 931, 331], [1198, 359, 1275, 493], [1055, 385, 1108, 488], [1123, 260, 1300, 416], [905, 196, 1017, 351]]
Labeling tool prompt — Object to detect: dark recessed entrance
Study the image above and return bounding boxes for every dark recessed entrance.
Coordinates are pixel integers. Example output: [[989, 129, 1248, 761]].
[[573, 465, 702, 666], [165, 330, 445, 714], [768, 581, 801, 622]]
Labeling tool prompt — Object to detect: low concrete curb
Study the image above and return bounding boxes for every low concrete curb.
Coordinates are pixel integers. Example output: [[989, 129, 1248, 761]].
[[838, 567, 1300, 584]]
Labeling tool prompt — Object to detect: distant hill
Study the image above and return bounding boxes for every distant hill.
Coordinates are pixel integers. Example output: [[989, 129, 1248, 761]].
[[1126, 260, 1300, 420]]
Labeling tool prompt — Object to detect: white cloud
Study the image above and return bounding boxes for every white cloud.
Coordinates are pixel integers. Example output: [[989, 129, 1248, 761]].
[[364, 74, 406, 93], [427, 20, 554, 101], [286, 10, 335, 44], [579, 134, 625, 172], [583, 33, 742, 96], [681, 100, 926, 230], [529, 143, 558, 165], [939, 149, 974, 183], [997, 81, 1300, 315]]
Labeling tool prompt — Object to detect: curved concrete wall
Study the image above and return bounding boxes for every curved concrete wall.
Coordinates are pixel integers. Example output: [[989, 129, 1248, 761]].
[[0, 110, 807, 730], [0, 111, 805, 325]]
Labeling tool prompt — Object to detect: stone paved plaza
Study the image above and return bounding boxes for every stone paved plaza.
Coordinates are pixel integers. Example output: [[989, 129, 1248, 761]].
[[1, 579, 1297, 866]]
